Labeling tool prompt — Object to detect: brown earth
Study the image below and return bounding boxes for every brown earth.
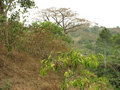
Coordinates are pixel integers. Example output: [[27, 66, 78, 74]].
[[0, 43, 63, 90]]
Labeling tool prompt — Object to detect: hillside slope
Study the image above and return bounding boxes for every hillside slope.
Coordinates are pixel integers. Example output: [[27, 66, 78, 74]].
[[0, 42, 63, 90]]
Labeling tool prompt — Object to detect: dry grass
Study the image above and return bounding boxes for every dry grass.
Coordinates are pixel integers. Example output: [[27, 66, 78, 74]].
[[14, 29, 69, 59], [0, 28, 69, 90], [0, 42, 63, 90]]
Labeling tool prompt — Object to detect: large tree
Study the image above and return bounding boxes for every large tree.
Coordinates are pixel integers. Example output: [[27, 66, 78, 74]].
[[36, 7, 89, 34], [95, 28, 112, 69], [0, 0, 35, 47]]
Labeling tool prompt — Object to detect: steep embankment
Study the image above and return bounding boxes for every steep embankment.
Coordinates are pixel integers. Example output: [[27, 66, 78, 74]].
[[0, 42, 63, 90], [0, 25, 71, 89]]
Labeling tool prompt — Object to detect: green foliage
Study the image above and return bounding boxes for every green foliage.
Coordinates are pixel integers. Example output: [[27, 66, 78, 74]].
[[108, 34, 120, 89], [95, 28, 112, 55], [40, 21, 63, 35], [31, 21, 41, 28], [78, 38, 94, 50], [91, 26, 101, 34], [0, 79, 11, 90], [0, 19, 25, 51], [5, 79, 11, 90], [93, 29, 120, 89], [0, 0, 35, 15], [30, 21, 64, 36], [111, 33, 120, 46], [30, 21, 73, 43], [17, 0, 35, 8], [40, 50, 109, 90], [8, 11, 20, 22], [1, 1, 119, 89], [98, 27, 112, 43], [0, 87, 3, 90], [0, 0, 35, 50], [60, 34, 73, 43]]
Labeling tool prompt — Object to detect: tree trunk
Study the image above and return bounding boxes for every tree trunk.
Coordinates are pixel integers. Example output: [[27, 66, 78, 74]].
[[0, 1, 8, 47], [104, 48, 107, 72], [5, 11, 8, 47], [0, 0, 4, 33]]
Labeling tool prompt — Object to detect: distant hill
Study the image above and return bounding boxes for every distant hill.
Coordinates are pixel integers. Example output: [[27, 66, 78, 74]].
[[109, 28, 120, 34], [69, 26, 120, 50]]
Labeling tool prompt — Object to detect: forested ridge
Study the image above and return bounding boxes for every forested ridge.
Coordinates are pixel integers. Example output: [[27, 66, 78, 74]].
[[0, 0, 120, 90]]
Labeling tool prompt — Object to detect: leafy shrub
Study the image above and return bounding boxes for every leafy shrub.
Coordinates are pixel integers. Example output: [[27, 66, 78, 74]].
[[0, 20, 25, 51], [60, 34, 73, 43], [30, 21, 73, 43], [40, 50, 110, 90], [39, 21, 63, 36]]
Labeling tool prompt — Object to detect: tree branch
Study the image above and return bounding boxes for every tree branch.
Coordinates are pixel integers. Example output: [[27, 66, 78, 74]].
[[5, 0, 13, 12]]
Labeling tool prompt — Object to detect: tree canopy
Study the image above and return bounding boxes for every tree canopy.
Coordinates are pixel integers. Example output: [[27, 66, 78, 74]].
[[36, 7, 89, 34]]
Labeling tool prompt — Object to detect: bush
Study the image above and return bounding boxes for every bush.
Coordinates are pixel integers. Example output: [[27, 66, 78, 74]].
[[40, 51, 111, 90], [31, 21, 63, 36]]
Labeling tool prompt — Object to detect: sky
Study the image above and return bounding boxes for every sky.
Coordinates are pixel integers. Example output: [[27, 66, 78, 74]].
[[30, 0, 120, 28]]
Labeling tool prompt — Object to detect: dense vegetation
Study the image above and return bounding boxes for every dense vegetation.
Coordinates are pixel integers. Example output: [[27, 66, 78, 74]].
[[70, 26, 120, 89], [0, 0, 120, 90]]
